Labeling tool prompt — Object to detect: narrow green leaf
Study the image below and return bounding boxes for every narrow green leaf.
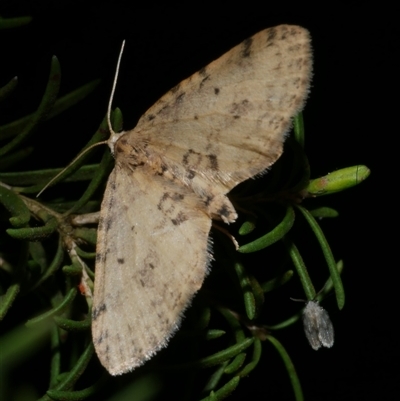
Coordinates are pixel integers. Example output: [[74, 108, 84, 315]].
[[26, 288, 78, 327], [46, 382, 101, 401], [0, 147, 34, 169], [49, 325, 61, 387], [296, 205, 345, 309], [205, 330, 226, 340], [201, 377, 240, 401], [0, 76, 18, 102], [218, 308, 245, 343], [310, 207, 339, 218], [261, 270, 294, 293], [73, 227, 97, 245], [0, 56, 61, 156], [239, 205, 295, 253], [0, 16, 32, 29], [306, 165, 370, 196], [31, 238, 64, 290], [7, 216, 58, 241], [283, 238, 316, 301], [238, 220, 256, 235], [65, 150, 112, 215], [224, 352, 246, 374], [32, 115, 110, 195], [0, 185, 31, 227], [0, 80, 100, 141], [0, 283, 20, 321], [74, 247, 96, 260], [0, 165, 100, 187], [179, 338, 254, 369], [202, 362, 229, 394], [233, 261, 256, 320], [267, 335, 303, 401], [38, 343, 95, 400], [54, 316, 91, 332], [64, 108, 123, 215], [238, 338, 262, 376], [293, 112, 305, 148]]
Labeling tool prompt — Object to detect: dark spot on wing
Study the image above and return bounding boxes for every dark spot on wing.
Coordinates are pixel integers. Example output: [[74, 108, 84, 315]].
[[171, 193, 185, 201], [157, 104, 170, 115], [157, 192, 170, 210], [171, 211, 188, 226], [199, 67, 207, 76], [92, 303, 107, 320], [182, 149, 193, 165], [95, 330, 108, 344], [147, 114, 155, 121], [214, 87, 220, 95], [117, 258, 125, 264], [229, 99, 251, 117], [172, 292, 183, 310], [200, 74, 210, 88], [171, 83, 180, 93], [157, 192, 184, 213], [207, 154, 218, 170], [156, 163, 168, 176], [218, 205, 230, 219], [182, 148, 203, 167], [187, 170, 196, 179], [176, 92, 185, 103], [241, 37, 252, 58], [105, 218, 112, 231], [204, 194, 214, 207], [267, 27, 277, 42], [149, 333, 158, 348]]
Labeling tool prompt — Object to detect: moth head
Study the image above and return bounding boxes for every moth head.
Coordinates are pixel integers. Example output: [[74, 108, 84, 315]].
[[107, 131, 126, 155]]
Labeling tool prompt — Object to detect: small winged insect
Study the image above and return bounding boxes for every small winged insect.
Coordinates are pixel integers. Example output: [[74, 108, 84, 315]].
[[302, 300, 334, 350], [91, 25, 313, 375]]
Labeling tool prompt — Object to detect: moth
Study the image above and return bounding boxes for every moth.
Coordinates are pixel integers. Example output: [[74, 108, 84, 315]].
[[91, 24, 313, 375], [302, 301, 334, 350]]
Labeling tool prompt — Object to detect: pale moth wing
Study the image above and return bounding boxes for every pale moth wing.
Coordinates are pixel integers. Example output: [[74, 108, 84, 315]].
[[92, 25, 313, 375], [302, 301, 335, 350]]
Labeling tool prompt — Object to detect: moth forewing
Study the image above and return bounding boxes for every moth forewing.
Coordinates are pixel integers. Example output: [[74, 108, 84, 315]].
[[91, 24, 313, 375]]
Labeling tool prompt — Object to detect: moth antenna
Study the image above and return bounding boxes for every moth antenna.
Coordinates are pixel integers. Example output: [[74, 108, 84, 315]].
[[37, 141, 107, 198], [37, 40, 126, 198], [290, 281, 333, 304], [107, 40, 125, 136]]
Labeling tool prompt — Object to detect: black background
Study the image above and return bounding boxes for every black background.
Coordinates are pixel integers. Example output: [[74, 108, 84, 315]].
[[1, 2, 395, 400]]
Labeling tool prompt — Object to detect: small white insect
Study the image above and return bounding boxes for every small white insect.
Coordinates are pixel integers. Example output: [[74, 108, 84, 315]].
[[302, 301, 334, 350]]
